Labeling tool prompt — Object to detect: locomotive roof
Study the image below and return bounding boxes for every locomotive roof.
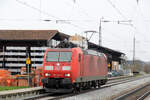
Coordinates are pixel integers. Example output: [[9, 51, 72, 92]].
[[83, 49, 104, 57], [46, 48, 104, 56]]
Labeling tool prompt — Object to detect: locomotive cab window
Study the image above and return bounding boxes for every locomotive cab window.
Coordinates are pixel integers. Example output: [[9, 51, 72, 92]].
[[46, 52, 59, 62], [46, 51, 72, 62], [59, 52, 72, 62]]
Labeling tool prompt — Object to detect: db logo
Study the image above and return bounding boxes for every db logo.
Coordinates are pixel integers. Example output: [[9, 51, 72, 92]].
[[55, 66, 60, 70]]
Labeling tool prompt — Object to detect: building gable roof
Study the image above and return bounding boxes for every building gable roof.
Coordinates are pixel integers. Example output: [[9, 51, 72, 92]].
[[0, 30, 59, 40]]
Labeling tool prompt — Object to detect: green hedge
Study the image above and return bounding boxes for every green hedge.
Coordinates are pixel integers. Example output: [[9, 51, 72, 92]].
[[0, 86, 29, 91]]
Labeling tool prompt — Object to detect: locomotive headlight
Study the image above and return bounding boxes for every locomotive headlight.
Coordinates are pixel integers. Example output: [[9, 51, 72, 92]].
[[65, 73, 70, 77], [45, 66, 53, 70], [45, 73, 51, 76], [62, 66, 71, 70]]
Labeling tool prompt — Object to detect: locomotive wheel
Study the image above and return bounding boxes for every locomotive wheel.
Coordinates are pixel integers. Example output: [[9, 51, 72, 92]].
[[97, 80, 101, 88], [73, 87, 81, 94], [77, 87, 82, 92], [73, 84, 81, 94], [73, 88, 78, 94], [93, 82, 97, 88], [98, 83, 101, 88], [92, 81, 96, 88]]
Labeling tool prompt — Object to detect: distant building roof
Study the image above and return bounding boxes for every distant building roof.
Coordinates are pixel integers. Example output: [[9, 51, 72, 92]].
[[88, 42, 124, 55], [88, 42, 125, 62], [0, 30, 70, 46], [0, 30, 60, 40]]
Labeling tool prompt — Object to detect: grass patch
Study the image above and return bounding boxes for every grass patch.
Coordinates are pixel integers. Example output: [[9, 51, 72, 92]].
[[0, 86, 29, 91], [134, 73, 142, 77]]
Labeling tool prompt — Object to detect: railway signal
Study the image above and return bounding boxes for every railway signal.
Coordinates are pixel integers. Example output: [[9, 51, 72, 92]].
[[26, 57, 31, 65], [26, 56, 31, 87]]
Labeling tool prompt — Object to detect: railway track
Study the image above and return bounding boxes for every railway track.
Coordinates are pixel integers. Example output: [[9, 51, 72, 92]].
[[137, 90, 150, 100], [22, 75, 150, 100], [114, 83, 150, 100], [0, 87, 44, 100], [0, 75, 132, 100]]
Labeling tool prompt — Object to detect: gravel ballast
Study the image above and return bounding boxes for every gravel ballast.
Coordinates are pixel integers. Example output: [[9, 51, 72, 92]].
[[61, 75, 150, 100]]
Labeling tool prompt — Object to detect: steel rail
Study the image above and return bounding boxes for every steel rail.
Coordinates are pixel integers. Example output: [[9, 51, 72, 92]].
[[114, 83, 150, 100], [108, 75, 133, 81], [137, 90, 150, 100], [48, 77, 150, 100], [22, 93, 52, 100]]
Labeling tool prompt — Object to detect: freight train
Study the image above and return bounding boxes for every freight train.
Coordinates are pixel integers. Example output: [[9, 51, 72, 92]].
[[42, 47, 108, 93]]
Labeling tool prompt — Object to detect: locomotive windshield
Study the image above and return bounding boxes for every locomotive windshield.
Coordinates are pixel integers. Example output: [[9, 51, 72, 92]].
[[46, 51, 72, 62], [46, 52, 59, 62]]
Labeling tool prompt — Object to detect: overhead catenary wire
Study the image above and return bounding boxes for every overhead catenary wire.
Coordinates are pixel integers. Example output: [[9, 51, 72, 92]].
[[64, 0, 137, 44], [13, 0, 135, 38], [0, 18, 44, 22], [106, 0, 141, 39], [7, 2, 149, 49], [107, 0, 128, 20], [134, 0, 150, 61], [106, 0, 150, 60], [106, 0, 149, 42], [62, 0, 99, 35], [14, 0, 144, 44], [64, 0, 94, 20], [63, 1, 137, 42], [130, 1, 150, 49], [15, 0, 85, 30], [136, 1, 150, 41], [16, 0, 60, 20]]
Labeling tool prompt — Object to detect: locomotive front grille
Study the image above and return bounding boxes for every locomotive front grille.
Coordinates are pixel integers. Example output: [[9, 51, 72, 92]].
[[42, 78, 72, 88]]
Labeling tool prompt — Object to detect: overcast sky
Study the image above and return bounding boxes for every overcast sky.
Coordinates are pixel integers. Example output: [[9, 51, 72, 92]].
[[0, 0, 150, 61]]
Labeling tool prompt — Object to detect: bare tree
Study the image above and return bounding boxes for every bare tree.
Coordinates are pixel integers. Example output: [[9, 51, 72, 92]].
[[144, 64, 150, 73]]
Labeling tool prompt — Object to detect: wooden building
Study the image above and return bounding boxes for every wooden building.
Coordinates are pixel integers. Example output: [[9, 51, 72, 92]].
[[0, 30, 125, 74]]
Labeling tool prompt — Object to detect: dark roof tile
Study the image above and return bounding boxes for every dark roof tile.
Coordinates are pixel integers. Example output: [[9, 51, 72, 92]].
[[0, 30, 59, 40]]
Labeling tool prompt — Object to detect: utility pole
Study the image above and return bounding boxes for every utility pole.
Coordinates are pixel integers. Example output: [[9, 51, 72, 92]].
[[99, 18, 102, 46], [133, 36, 135, 66], [98, 18, 132, 46], [26, 46, 31, 87], [2, 46, 6, 68]]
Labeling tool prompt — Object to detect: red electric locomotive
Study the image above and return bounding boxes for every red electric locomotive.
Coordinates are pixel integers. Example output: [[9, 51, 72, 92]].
[[42, 47, 108, 93]]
